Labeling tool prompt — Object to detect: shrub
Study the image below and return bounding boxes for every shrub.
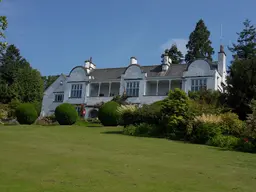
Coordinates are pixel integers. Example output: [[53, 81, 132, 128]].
[[8, 99, 21, 118], [55, 103, 78, 125], [98, 101, 120, 126], [220, 112, 245, 137], [161, 88, 193, 140], [245, 99, 256, 139], [120, 103, 162, 127], [0, 104, 8, 120], [123, 123, 161, 137], [190, 122, 222, 144], [207, 135, 240, 149], [194, 113, 222, 124], [32, 101, 42, 117], [15, 103, 38, 125]]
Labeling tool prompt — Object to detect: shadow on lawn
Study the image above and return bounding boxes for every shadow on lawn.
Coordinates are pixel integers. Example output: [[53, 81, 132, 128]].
[[101, 130, 123, 135]]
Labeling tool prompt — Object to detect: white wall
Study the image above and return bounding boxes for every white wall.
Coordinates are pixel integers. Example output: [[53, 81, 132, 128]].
[[41, 75, 66, 116], [183, 60, 217, 93]]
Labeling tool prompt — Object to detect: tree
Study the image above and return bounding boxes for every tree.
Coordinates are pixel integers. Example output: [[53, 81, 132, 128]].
[[226, 58, 256, 120], [0, 0, 8, 56], [42, 75, 60, 90], [229, 19, 256, 60], [0, 45, 44, 103], [161, 44, 184, 64], [185, 19, 214, 63]]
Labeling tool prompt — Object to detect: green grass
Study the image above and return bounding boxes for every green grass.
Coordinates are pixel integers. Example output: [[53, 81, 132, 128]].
[[0, 126, 255, 192]]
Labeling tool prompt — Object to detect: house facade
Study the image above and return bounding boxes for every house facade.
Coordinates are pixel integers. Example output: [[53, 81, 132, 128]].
[[40, 45, 227, 119]]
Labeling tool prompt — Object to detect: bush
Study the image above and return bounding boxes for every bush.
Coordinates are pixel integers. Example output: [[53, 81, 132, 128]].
[[220, 112, 245, 137], [8, 99, 21, 118], [98, 101, 120, 126], [32, 101, 42, 117], [15, 103, 38, 125], [190, 122, 222, 144], [161, 88, 193, 140], [123, 123, 161, 137], [208, 135, 240, 149], [55, 103, 78, 125]]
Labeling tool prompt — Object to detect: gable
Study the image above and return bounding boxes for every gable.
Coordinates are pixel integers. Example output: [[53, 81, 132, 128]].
[[184, 60, 213, 77], [68, 66, 88, 82]]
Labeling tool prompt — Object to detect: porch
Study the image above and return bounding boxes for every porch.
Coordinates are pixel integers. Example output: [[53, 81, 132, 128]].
[[89, 82, 120, 97], [145, 80, 182, 96]]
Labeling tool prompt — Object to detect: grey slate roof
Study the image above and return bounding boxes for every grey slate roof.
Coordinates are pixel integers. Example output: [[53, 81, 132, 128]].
[[90, 64, 188, 81]]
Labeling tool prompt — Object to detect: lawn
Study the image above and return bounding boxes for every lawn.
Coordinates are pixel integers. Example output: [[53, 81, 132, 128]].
[[0, 126, 255, 192]]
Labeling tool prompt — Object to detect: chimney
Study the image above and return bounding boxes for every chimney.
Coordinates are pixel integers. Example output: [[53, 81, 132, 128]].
[[130, 57, 138, 65], [162, 54, 172, 71], [218, 45, 226, 81], [84, 57, 96, 74]]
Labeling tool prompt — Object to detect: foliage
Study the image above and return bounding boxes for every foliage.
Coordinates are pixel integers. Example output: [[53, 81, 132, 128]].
[[0, 45, 44, 104], [112, 94, 128, 105], [0, 104, 8, 119], [194, 114, 222, 124], [245, 99, 256, 139], [220, 112, 245, 137], [207, 135, 240, 149], [15, 103, 37, 125], [226, 58, 256, 119], [185, 19, 214, 63], [55, 103, 78, 125], [0, 0, 8, 55], [161, 44, 184, 64], [98, 101, 120, 126], [123, 123, 161, 137], [120, 103, 162, 128], [161, 88, 193, 140], [41, 75, 60, 90], [190, 122, 222, 144], [7, 99, 21, 118], [229, 19, 256, 60], [116, 104, 137, 117]]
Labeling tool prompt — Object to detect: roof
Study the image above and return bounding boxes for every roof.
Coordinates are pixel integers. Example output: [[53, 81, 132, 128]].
[[90, 64, 188, 81]]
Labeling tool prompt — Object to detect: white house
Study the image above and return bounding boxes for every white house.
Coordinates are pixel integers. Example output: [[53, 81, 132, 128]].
[[40, 45, 227, 119]]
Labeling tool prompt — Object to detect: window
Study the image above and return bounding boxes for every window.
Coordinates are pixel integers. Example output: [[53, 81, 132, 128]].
[[191, 79, 207, 91], [126, 81, 139, 97], [54, 94, 64, 102], [70, 84, 83, 98]]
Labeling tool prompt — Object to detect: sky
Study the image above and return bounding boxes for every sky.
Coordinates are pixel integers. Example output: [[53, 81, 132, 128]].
[[1, 0, 256, 76]]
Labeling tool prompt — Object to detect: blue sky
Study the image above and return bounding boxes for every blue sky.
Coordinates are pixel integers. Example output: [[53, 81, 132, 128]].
[[1, 0, 256, 76]]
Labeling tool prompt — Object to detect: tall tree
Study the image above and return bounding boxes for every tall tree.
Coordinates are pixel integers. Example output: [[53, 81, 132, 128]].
[[226, 58, 256, 120], [0, 45, 43, 103], [185, 19, 214, 63], [0, 0, 8, 56], [229, 19, 256, 60], [42, 75, 60, 90], [161, 44, 184, 64]]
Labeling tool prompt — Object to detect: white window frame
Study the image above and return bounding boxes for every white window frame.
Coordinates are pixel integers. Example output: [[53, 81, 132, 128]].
[[126, 81, 139, 97], [70, 84, 83, 98], [54, 93, 64, 102], [191, 78, 207, 91]]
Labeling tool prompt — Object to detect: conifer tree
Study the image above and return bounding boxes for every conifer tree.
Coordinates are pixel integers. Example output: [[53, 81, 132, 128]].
[[229, 19, 256, 60], [185, 19, 214, 63], [161, 44, 184, 64]]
